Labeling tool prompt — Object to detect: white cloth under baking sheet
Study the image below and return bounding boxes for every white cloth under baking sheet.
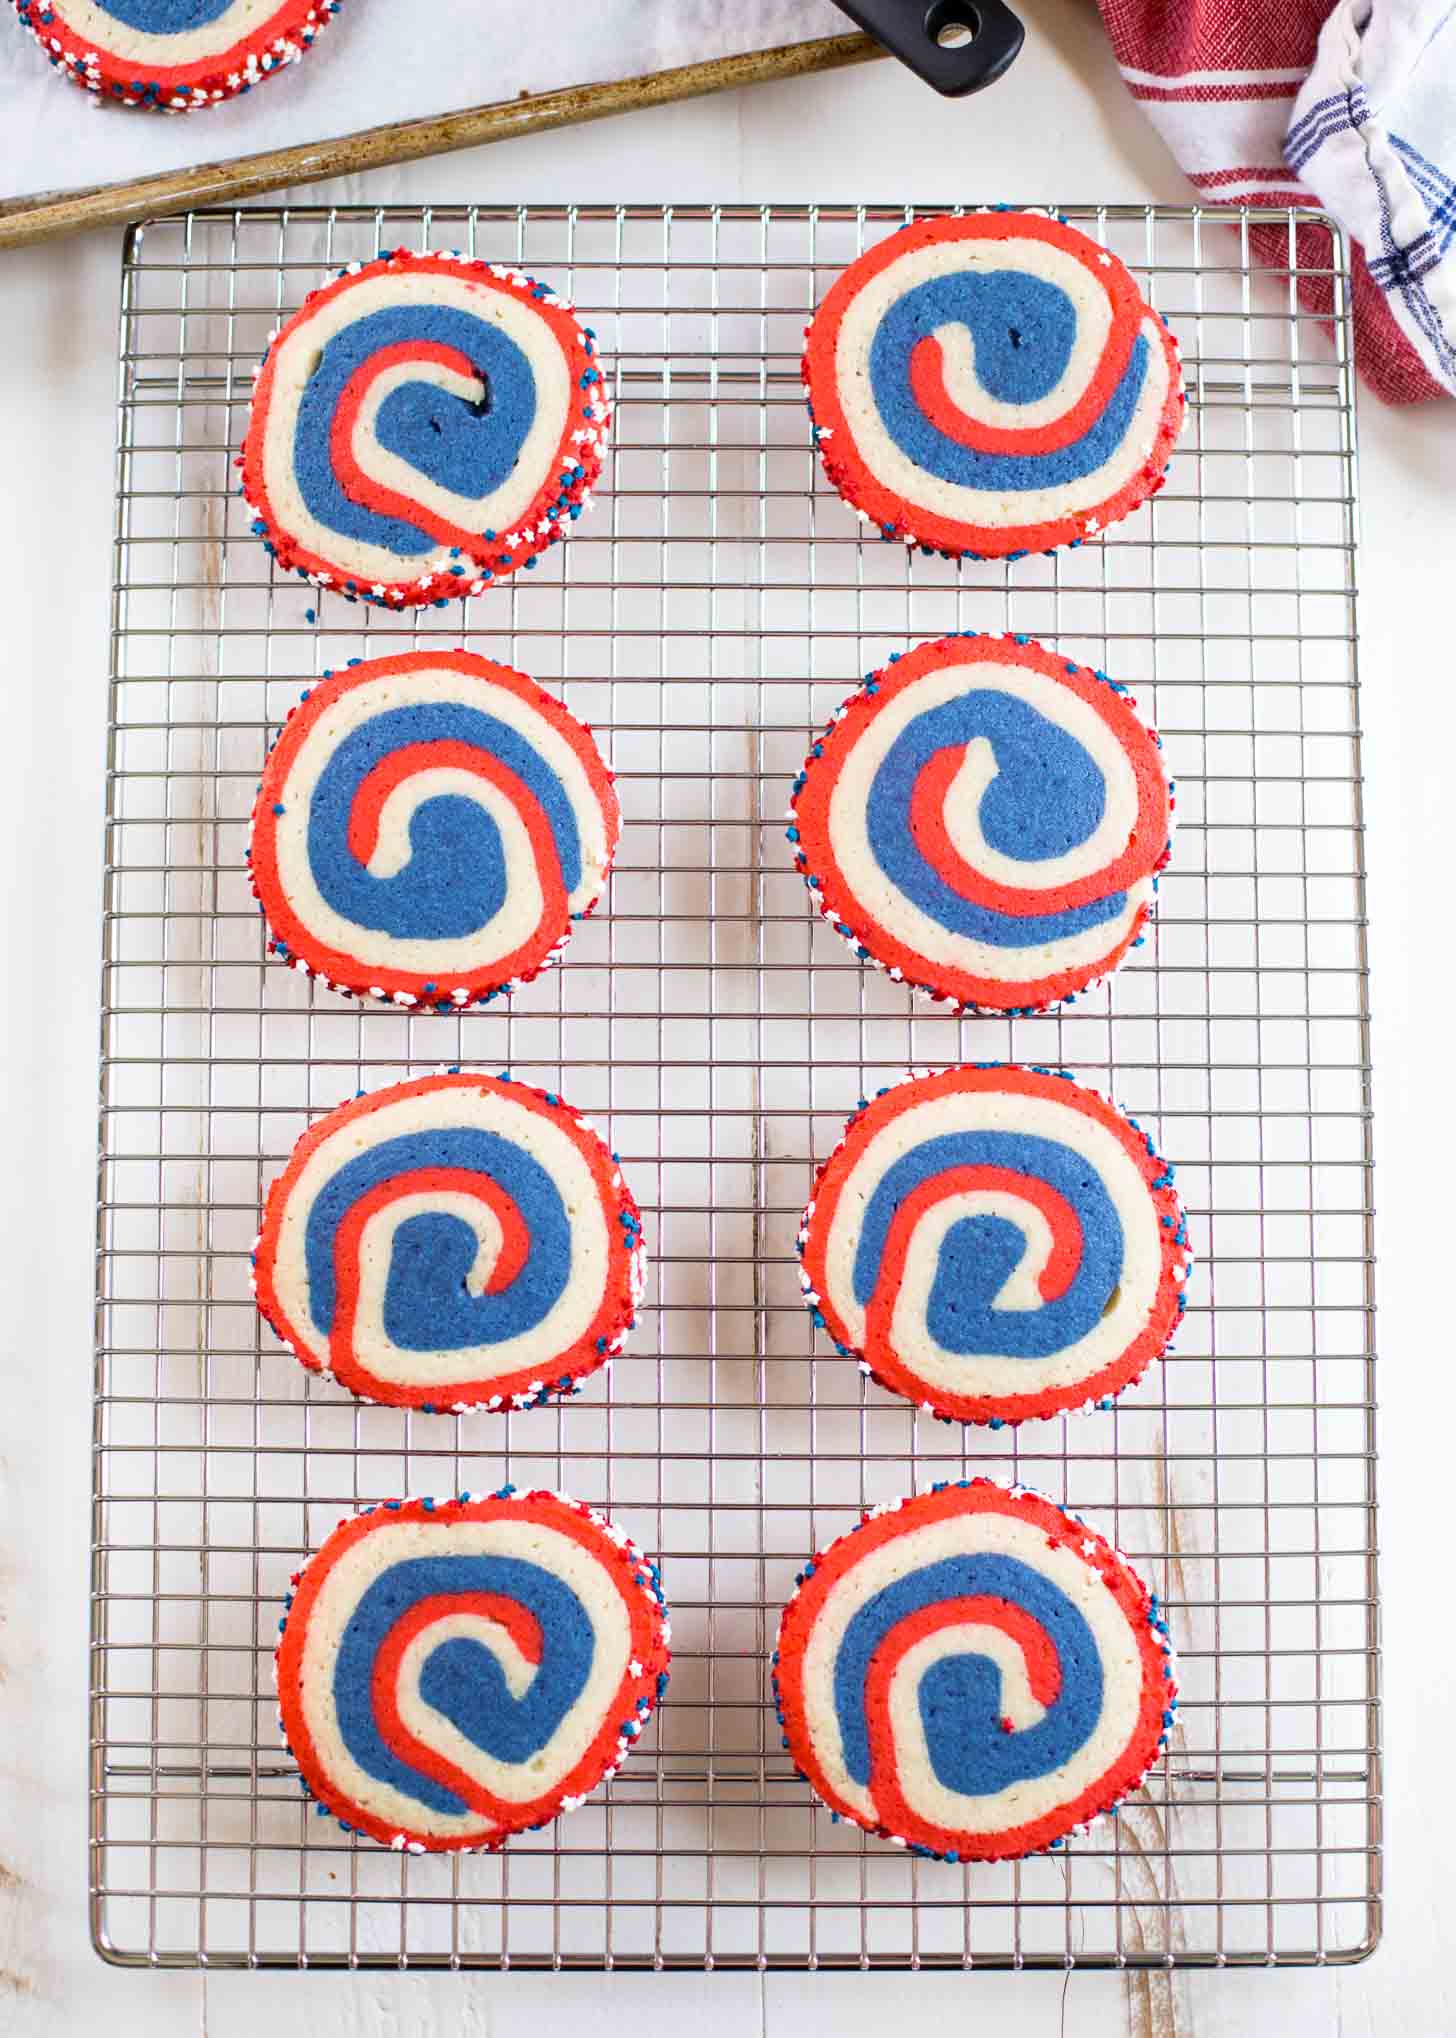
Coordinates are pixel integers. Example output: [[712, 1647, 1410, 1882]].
[[0, 0, 844, 206]]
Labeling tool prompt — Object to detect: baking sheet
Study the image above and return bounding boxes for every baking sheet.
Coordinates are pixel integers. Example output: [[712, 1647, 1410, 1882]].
[[0, 0, 844, 204]]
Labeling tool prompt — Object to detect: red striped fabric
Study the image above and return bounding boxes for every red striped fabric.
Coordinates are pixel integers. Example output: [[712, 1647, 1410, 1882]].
[[1096, 0, 1446, 403]]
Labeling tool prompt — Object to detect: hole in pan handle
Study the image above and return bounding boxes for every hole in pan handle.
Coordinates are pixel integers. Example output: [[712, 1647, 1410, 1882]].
[[834, 0, 1025, 97]]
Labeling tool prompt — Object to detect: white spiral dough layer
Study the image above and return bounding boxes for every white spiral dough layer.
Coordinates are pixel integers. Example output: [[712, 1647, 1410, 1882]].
[[802, 211, 1184, 559], [254, 1072, 645, 1411], [772, 1480, 1176, 1860], [15, 0, 344, 109], [276, 1491, 671, 1852], [789, 633, 1173, 1013], [249, 651, 619, 1009], [799, 1065, 1190, 1426], [241, 250, 609, 608]]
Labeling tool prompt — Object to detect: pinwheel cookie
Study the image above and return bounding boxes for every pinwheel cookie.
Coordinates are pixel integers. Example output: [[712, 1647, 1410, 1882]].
[[789, 632, 1172, 1015], [241, 249, 609, 608], [254, 1071, 644, 1413], [773, 1479, 1176, 1860], [798, 1064, 1190, 1427], [12, 0, 344, 109], [249, 651, 618, 1011], [277, 1489, 670, 1852], [803, 210, 1183, 560]]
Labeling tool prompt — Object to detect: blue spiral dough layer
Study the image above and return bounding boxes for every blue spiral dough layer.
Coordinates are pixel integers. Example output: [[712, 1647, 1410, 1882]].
[[332, 1553, 593, 1817], [303, 1128, 569, 1350], [294, 305, 537, 556], [851, 1129, 1123, 1358], [833, 1552, 1101, 1795], [306, 700, 583, 940], [865, 689, 1123, 945], [867, 271, 1150, 492], [90, 0, 234, 26]]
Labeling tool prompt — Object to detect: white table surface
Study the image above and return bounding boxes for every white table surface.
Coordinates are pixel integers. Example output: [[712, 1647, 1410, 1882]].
[[3, 3, 1453, 2031]]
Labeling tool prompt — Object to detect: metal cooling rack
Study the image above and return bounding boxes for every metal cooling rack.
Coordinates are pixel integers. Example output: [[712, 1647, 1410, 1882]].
[[92, 202, 1379, 1971]]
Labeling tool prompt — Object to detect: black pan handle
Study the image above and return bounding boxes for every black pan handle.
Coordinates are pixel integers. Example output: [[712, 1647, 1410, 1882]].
[[835, 1, 1024, 97]]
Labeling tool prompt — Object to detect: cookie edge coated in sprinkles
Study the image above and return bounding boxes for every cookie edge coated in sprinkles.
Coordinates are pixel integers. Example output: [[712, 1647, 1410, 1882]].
[[251, 1068, 647, 1413], [770, 1477, 1178, 1862], [787, 631, 1175, 1017], [246, 650, 621, 1013], [12, 0, 345, 110], [801, 208, 1186, 562], [239, 249, 611, 612], [273, 1487, 672, 1853], [796, 1062, 1192, 1427]]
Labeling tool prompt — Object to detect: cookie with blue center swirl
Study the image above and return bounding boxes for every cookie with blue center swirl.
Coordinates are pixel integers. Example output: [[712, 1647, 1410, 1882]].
[[248, 651, 619, 1011], [11, 0, 343, 109], [253, 1071, 645, 1412], [789, 633, 1172, 1014], [799, 1065, 1190, 1427], [276, 1489, 671, 1853], [241, 250, 609, 609], [803, 211, 1184, 560], [773, 1479, 1175, 1861]]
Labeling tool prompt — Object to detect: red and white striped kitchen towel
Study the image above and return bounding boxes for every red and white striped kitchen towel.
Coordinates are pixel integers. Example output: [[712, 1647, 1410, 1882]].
[[1096, 0, 1455, 402]]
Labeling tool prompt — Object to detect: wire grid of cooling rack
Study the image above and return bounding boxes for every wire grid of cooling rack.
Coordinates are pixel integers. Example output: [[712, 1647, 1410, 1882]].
[[92, 202, 1378, 1972]]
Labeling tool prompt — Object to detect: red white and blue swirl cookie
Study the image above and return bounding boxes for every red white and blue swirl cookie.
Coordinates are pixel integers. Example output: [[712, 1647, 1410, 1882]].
[[241, 250, 609, 610], [773, 1479, 1175, 1861], [248, 651, 618, 1011], [11, 0, 342, 109], [253, 1072, 644, 1412], [789, 633, 1172, 1014], [802, 211, 1184, 560], [276, 1489, 671, 1852], [799, 1065, 1190, 1426]]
